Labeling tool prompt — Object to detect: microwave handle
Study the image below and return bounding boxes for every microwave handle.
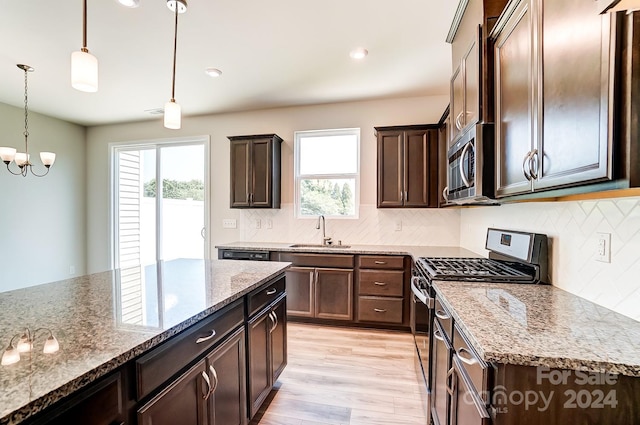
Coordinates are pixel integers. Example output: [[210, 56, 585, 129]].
[[459, 142, 472, 188]]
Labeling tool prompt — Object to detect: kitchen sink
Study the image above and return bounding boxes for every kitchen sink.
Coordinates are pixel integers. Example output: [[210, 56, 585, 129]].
[[289, 243, 351, 249]]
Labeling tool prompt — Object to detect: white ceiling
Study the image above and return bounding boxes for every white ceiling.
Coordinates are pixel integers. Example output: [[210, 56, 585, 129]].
[[0, 0, 457, 126]]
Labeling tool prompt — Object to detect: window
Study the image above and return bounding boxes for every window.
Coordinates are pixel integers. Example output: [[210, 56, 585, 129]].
[[294, 128, 359, 218]]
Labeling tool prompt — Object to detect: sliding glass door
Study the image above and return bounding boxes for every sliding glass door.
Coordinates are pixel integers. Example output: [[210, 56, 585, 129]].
[[113, 138, 209, 269]]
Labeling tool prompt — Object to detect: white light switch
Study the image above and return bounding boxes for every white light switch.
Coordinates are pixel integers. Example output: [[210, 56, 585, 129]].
[[222, 219, 237, 229], [595, 232, 611, 263], [255, 219, 261, 229], [266, 219, 273, 229], [395, 220, 402, 231]]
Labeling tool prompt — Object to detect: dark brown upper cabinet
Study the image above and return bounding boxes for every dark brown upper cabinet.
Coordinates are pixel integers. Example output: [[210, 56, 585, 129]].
[[229, 134, 282, 208], [491, 0, 616, 198], [376, 125, 439, 208], [450, 26, 482, 145]]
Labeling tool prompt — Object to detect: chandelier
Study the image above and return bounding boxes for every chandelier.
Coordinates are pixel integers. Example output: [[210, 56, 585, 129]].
[[1, 328, 59, 366], [0, 65, 56, 177]]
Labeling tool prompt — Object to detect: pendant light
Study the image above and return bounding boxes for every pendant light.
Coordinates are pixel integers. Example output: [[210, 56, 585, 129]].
[[71, 0, 98, 92], [164, 0, 186, 129], [0, 65, 56, 177]]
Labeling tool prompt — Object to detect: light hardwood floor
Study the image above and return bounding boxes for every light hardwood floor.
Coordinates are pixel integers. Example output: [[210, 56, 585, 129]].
[[250, 322, 429, 425]]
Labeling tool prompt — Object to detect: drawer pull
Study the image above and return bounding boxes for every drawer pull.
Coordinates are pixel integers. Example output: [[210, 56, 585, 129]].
[[196, 330, 217, 344], [269, 311, 278, 332], [209, 365, 219, 394], [266, 288, 277, 295], [456, 347, 478, 366], [435, 309, 450, 320], [201, 371, 212, 400], [374, 261, 387, 265], [433, 329, 444, 341], [373, 281, 387, 286], [374, 308, 387, 313], [446, 367, 457, 396]]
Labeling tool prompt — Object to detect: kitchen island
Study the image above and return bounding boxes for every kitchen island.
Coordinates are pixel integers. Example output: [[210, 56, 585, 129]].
[[0, 258, 290, 425]]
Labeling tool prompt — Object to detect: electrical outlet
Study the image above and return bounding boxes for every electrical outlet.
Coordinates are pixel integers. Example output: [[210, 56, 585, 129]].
[[69, 265, 76, 275], [266, 219, 273, 229], [222, 219, 237, 229], [395, 220, 402, 231], [595, 232, 611, 263], [255, 219, 261, 229]]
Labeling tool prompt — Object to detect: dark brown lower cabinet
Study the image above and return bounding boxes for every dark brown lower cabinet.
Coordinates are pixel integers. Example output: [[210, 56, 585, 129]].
[[448, 357, 490, 425], [137, 359, 209, 425], [431, 320, 451, 425], [206, 328, 247, 425], [247, 295, 287, 420], [284, 266, 314, 317]]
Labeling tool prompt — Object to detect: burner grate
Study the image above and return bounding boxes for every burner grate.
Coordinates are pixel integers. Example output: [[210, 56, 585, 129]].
[[418, 257, 533, 281]]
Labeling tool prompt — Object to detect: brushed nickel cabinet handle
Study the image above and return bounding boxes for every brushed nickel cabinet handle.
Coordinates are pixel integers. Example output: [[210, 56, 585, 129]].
[[446, 367, 457, 396], [442, 186, 449, 202], [435, 309, 450, 320], [374, 308, 387, 313], [522, 151, 532, 181], [266, 288, 277, 295], [374, 261, 386, 265], [374, 281, 387, 286], [196, 330, 216, 344], [456, 347, 478, 366], [434, 329, 444, 341], [209, 365, 219, 394], [201, 371, 212, 400], [529, 149, 539, 180]]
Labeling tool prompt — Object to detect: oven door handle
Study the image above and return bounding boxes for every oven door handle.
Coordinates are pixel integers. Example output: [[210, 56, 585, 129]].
[[411, 278, 434, 309]]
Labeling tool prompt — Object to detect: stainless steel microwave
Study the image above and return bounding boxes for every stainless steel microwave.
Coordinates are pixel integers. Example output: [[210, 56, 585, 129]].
[[444, 123, 497, 205]]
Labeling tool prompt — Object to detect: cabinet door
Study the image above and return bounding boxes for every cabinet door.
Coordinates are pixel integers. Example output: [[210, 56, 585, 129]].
[[247, 309, 271, 419], [451, 65, 465, 141], [270, 299, 288, 383], [207, 328, 247, 425], [230, 140, 251, 207], [463, 27, 481, 129], [431, 322, 451, 425], [315, 268, 353, 320], [494, 0, 535, 197], [250, 138, 273, 207], [404, 129, 438, 208], [138, 359, 209, 425], [535, 0, 614, 190], [284, 267, 314, 317], [449, 358, 490, 425], [377, 130, 404, 207]]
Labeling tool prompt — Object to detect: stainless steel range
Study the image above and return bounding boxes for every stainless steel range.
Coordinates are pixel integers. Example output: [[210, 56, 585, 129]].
[[410, 228, 549, 424]]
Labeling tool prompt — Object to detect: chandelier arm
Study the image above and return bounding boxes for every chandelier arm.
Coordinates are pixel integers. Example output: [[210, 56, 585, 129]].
[[28, 164, 51, 178], [5, 162, 25, 176]]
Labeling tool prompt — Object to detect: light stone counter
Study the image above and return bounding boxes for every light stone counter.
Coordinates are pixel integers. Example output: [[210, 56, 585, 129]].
[[0, 258, 290, 425], [433, 281, 640, 377], [215, 241, 481, 260]]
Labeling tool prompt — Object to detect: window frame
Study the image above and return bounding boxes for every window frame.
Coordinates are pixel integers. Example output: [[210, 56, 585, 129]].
[[294, 128, 360, 219]]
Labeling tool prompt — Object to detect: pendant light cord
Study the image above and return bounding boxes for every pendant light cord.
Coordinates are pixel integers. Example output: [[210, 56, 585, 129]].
[[82, 0, 88, 51], [23, 68, 29, 156], [170, 5, 178, 101]]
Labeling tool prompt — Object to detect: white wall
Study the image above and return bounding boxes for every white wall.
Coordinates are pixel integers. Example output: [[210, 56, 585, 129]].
[[460, 199, 640, 321], [0, 102, 86, 291], [86, 95, 455, 272]]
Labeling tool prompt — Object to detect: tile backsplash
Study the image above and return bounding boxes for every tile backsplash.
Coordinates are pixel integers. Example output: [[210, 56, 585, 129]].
[[238, 198, 640, 322], [459, 197, 640, 321], [240, 204, 461, 247]]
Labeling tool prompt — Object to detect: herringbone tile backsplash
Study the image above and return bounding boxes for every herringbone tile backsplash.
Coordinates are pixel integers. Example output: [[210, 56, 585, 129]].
[[240, 198, 640, 321]]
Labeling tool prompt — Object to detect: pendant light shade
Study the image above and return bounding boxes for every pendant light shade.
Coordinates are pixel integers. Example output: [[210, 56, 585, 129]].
[[72, 0, 98, 92], [71, 49, 98, 92], [164, 100, 181, 129]]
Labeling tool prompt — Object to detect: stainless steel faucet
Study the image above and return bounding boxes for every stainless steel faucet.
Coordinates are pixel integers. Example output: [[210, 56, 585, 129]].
[[316, 215, 332, 245]]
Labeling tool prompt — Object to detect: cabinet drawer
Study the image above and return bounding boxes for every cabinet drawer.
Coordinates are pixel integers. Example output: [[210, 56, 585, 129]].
[[359, 270, 404, 296], [453, 324, 488, 401], [279, 252, 354, 268], [247, 275, 286, 317], [434, 295, 453, 343], [357, 297, 403, 324], [358, 255, 404, 270], [136, 299, 244, 400]]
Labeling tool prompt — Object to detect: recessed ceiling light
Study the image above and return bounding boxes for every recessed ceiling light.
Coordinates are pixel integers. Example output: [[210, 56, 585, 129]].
[[349, 48, 368, 60], [205, 68, 222, 78], [116, 0, 140, 8]]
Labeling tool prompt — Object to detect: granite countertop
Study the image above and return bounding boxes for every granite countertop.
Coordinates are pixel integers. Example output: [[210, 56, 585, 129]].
[[215, 241, 481, 260], [433, 281, 640, 377], [0, 258, 290, 425]]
